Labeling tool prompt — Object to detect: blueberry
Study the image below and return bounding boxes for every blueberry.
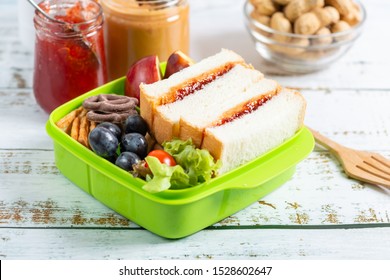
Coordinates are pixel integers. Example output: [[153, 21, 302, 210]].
[[115, 152, 140, 171], [124, 114, 148, 136], [96, 122, 122, 140], [121, 133, 148, 158], [88, 127, 119, 159]]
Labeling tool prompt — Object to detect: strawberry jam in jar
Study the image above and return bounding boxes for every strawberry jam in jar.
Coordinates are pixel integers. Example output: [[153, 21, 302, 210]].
[[33, 0, 107, 114]]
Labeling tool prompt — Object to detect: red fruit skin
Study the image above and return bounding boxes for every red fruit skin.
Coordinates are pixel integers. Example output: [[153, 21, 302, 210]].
[[146, 150, 176, 167], [124, 55, 162, 101], [164, 51, 194, 79]]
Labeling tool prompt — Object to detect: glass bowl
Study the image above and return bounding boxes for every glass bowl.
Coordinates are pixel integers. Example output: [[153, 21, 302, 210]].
[[243, 0, 366, 74]]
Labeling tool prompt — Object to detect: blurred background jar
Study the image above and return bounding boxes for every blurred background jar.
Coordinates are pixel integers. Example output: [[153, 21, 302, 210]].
[[33, 0, 107, 114], [100, 0, 190, 81], [18, 0, 38, 52]]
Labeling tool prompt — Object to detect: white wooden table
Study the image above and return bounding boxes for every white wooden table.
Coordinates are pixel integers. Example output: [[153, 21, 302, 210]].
[[1, 0, 390, 260]]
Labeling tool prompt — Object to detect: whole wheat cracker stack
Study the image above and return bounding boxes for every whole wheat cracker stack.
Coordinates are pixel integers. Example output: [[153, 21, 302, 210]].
[[56, 107, 83, 134], [56, 106, 96, 148]]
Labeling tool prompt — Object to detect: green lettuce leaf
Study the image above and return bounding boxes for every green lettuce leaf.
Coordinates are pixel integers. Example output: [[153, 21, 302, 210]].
[[142, 139, 220, 193], [164, 138, 220, 186], [142, 156, 189, 193]]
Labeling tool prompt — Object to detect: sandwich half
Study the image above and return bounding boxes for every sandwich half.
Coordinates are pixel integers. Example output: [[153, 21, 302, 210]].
[[140, 49, 249, 130], [154, 64, 275, 145], [201, 88, 306, 174]]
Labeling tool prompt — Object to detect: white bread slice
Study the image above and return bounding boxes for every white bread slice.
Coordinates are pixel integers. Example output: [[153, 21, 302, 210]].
[[178, 78, 280, 146], [153, 64, 266, 144], [140, 49, 247, 129], [201, 88, 306, 174]]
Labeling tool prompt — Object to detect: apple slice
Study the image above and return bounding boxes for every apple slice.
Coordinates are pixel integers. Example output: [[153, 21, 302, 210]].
[[164, 51, 194, 79], [125, 55, 162, 102]]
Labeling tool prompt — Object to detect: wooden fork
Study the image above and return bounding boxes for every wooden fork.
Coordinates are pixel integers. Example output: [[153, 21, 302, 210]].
[[308, 127, 390, 188]]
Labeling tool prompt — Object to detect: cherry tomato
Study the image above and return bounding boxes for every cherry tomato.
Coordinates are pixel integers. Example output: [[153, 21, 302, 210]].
[[147, 150, 176, 167]]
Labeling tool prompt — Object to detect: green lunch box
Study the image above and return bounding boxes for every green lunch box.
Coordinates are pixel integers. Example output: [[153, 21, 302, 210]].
[[46, 76, 315, 239]]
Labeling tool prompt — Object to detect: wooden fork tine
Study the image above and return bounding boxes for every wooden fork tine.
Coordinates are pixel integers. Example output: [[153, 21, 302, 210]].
[[356, 161, 390, 180], [349, 172, 390, 188], [349, 161, 390, 187], [362, 155, 390, 175], [371, 154, 390, 169]]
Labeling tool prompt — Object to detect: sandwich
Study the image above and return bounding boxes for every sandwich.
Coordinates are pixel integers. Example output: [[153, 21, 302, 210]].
[[140, 49, 247, 129], [140, 49, 306, 174]]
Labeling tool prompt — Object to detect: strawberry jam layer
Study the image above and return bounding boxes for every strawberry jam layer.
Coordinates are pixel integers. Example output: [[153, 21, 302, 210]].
[[214, 93, 275, 127], [160, 63, 236, 105]]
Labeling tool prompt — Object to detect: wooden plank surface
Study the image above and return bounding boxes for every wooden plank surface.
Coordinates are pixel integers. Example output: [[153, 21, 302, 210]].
[[1, 227, 390, 260], [1, 149, 390, 229], [1, 1, 390, 90], [2, 88, 390, 151]]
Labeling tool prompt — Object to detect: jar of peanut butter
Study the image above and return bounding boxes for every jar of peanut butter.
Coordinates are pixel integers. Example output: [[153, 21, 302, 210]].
[[100, 0, 189, 81]]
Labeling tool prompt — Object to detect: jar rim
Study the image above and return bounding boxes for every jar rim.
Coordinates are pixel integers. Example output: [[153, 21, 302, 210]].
[[102, 0, 187, 12], [34, 0, 103, 38], [136, 0, 182, 7]]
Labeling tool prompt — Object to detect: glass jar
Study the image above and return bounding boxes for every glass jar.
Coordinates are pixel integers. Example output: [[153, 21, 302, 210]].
[[33, 0, 107, 114], [100, 0, 189, 81]]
